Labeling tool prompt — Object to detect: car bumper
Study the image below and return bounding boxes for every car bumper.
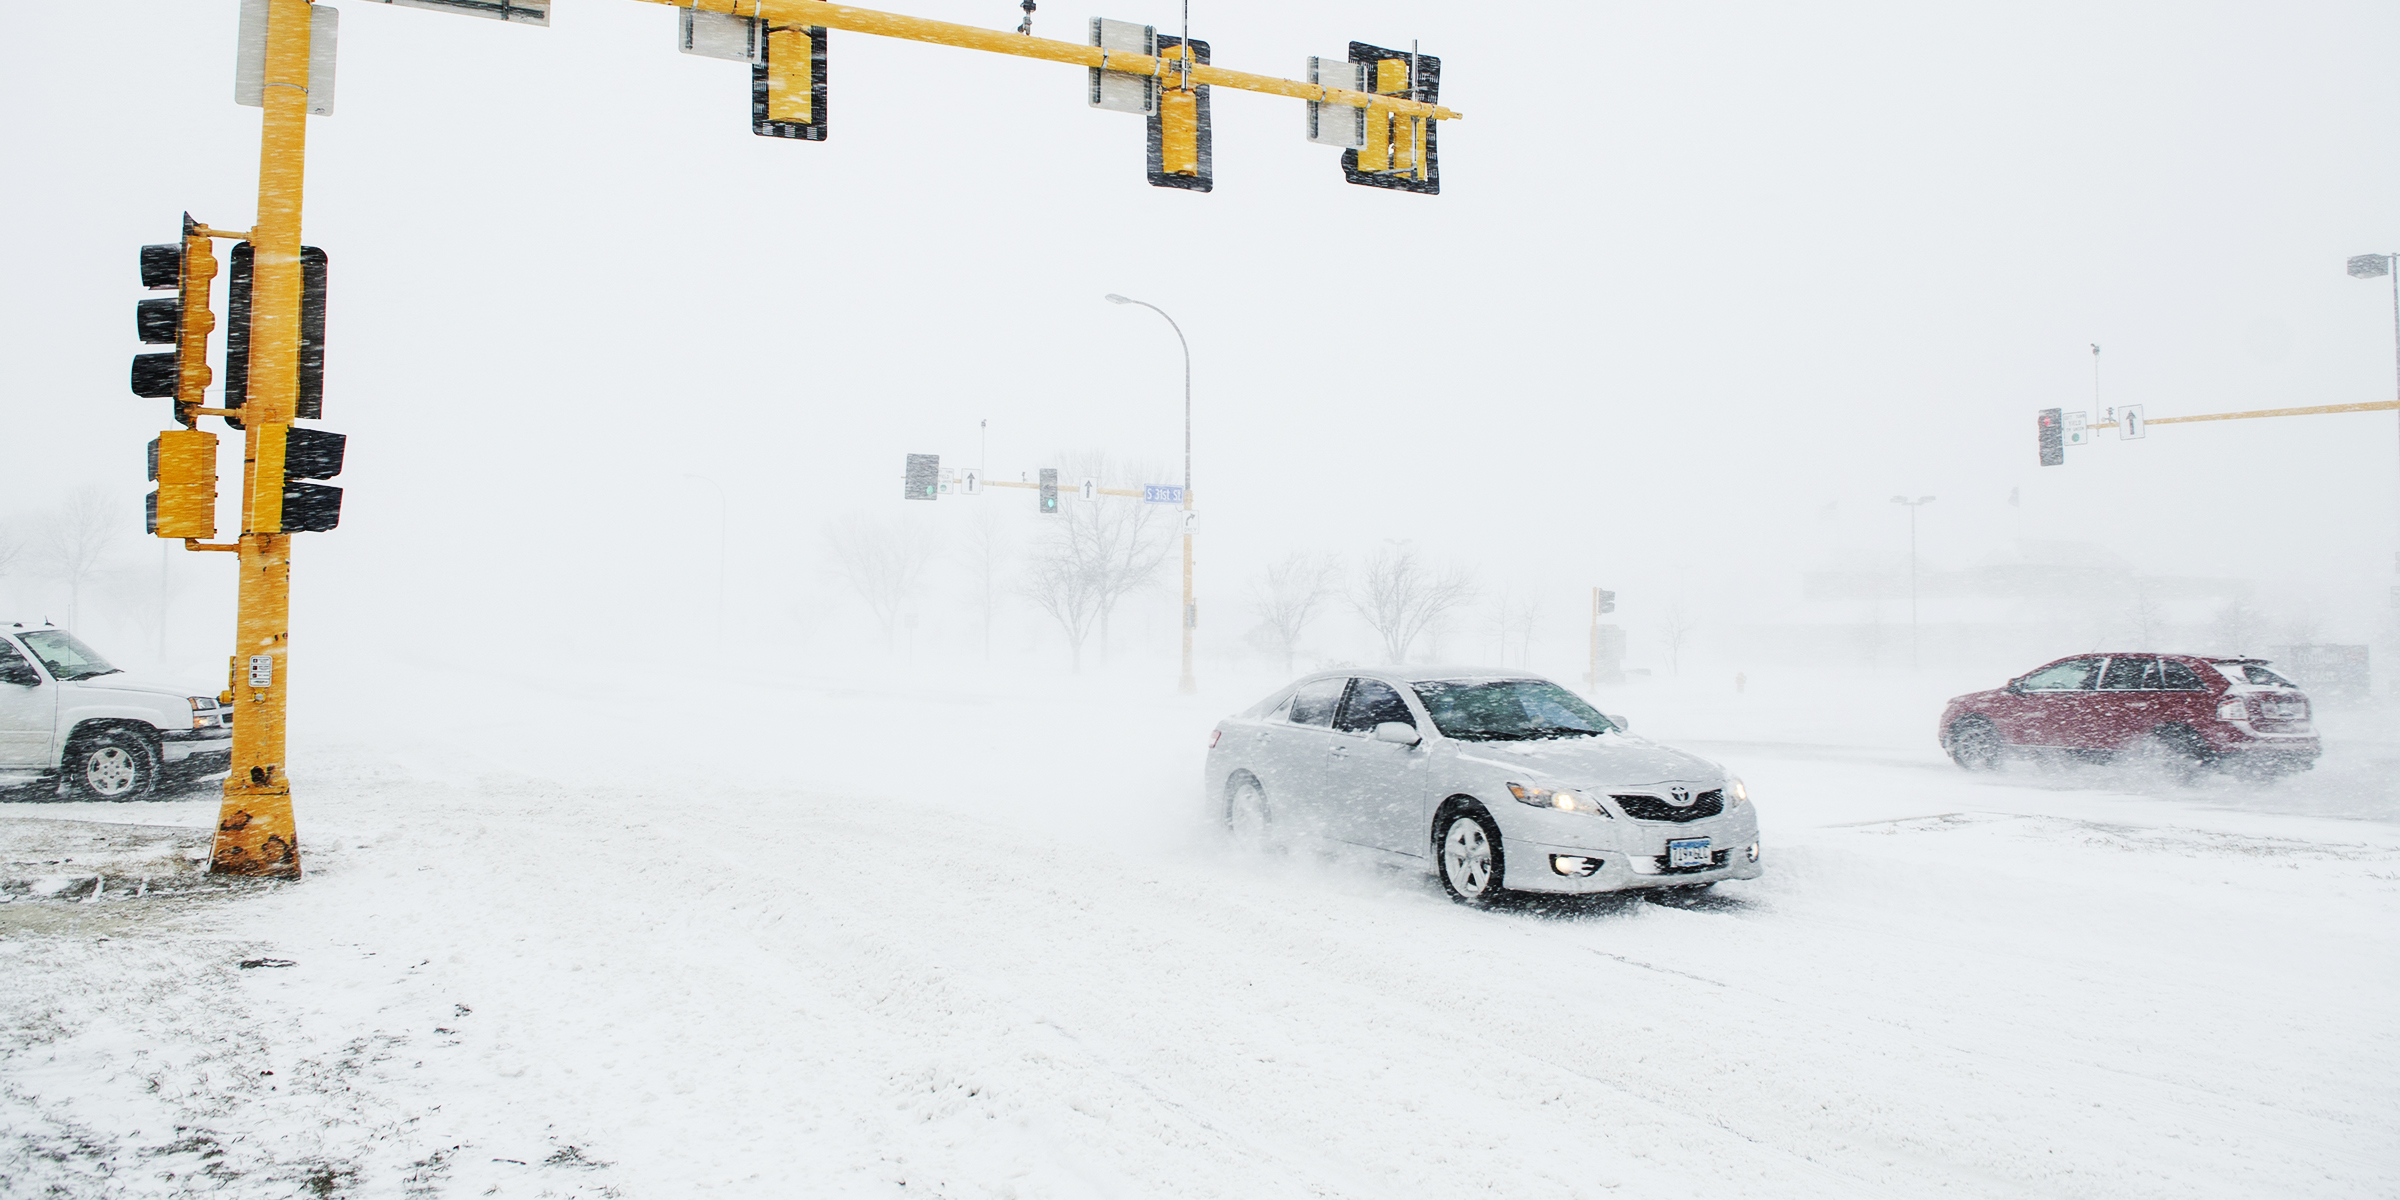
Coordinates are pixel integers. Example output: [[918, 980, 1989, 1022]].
[[160, 730, 232, 773], [1498, 807, 1765, 893]]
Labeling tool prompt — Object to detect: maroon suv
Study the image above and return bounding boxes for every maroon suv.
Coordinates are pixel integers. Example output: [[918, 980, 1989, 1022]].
[[1939, 654, 2319, 777]]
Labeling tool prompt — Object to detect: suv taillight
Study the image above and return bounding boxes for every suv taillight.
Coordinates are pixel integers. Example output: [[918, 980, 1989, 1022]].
[[2215, 696, 2248, 722]]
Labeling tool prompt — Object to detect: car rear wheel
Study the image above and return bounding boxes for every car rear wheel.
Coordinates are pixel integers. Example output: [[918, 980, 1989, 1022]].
[[1437, 811, 1506, 905], [1226, 777, 1274, 849], [68, 731, 156, 801], [1946, 718, 2001, 771], [2121, 728, 2208, 786]]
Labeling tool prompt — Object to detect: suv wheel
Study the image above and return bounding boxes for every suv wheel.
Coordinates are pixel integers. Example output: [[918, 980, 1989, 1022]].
[[1436, 810, 1506, 905], [2122, 727, 2208, 787], [1947, 718, 2002, 771], [68, 730, 157, 801]]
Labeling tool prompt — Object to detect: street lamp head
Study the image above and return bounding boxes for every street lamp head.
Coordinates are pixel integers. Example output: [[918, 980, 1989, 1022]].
[[1888, 495, 1907, 505], [1104, 293, 1134, 305], [2347, 254, 2393, 280], [1919, 495, 1936, 505]]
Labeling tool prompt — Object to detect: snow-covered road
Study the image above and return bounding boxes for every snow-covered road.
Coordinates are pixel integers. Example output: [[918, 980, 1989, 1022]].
[[5, 663, 2397, 1198]]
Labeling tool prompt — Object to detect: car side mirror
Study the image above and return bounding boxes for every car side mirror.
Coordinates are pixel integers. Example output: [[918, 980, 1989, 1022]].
[[1373, 721, 1421, 746], [2004, 680, 2024, 695], [1607, 714, 1630, 732]]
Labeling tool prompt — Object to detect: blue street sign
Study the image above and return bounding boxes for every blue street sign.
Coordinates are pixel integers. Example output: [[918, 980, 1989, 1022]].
[[1143, 484, 1185, 504]]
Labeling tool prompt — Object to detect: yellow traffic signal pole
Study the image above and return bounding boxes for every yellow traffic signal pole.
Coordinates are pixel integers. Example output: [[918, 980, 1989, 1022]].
[[2144, 399, 2400, 427], [208, 0, 316, 879]]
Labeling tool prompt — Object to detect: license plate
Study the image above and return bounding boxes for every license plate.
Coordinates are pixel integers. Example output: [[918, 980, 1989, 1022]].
[[2261, 699, 2304, 719], [1667, 838, 1712, 868]]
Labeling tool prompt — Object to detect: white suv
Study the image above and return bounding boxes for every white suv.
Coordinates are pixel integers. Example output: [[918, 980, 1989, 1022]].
[[0, 624, 232, 800]]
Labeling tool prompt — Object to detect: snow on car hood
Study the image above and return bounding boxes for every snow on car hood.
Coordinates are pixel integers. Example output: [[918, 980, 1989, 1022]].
[[1451, 735, 1724, 787], [66, 671, 212, 702]]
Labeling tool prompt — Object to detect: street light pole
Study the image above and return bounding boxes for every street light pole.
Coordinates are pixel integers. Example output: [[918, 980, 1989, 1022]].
[[1889, 495, 1936, 670], [1106, 293, 1196, 694], [2348, 253, 2400, 570]]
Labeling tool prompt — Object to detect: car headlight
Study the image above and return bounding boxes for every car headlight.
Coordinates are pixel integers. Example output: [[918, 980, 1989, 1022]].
[[1727, 778, 1749, 807], [187, 696, 222, 729], [1507, 782, 1611, 817]]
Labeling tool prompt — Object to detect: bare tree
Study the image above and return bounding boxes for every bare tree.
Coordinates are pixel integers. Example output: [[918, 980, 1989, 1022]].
[[2124, 588, 2166, 646], [34, 488, 124, 629], [1020, 453, 1177, 670], [1251, 552, 1341, 673], [824, 511, 940, 649], [2212, 600, 2264, 655], [1485, 591, 1544, 667], [1659, 599, 1698, 676], [1350, 545, 1475, 664]]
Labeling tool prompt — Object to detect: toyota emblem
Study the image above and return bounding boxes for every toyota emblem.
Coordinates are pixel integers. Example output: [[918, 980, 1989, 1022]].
[[1667, 787, 1693, 807]]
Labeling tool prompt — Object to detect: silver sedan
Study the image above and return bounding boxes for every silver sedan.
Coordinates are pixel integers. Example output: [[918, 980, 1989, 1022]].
[[1204, 669, 1763, 904]]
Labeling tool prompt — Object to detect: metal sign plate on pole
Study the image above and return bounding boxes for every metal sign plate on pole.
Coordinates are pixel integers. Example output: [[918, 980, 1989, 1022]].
[[1143, 484, 1185, 503], [2064, 410, 2089, 446], [960, 467, 983, 494], [1078, 477, 1099, 502], [1182, 509, 1197, 534], [681, 9, 765, 61], [236, 0, 339, 115], [2119, 404, 2146, 439], [1306, 55, 1364, 147], [1088, 18, 1157, 114]]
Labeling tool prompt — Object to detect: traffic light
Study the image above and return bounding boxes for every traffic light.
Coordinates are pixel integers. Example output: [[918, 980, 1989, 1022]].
[[223, 243, 330, 426], [270, 425, 346, 533], [129, 215, 219, 421], [147, 429, 219, 539], [904, 453, 939, 500], [755, 22, 828, 140], [1148, 36, 1212, 191], [1039, 468, 1059, 514], [1338, 41, 1439, 195], [2038, 408, 2064, 467], [1597, 589, 1616, 614]]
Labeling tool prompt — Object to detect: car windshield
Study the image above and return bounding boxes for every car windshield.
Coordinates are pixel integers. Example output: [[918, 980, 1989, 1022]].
[[16, 630, 119, 681], [1409, 678, 1615, 741]]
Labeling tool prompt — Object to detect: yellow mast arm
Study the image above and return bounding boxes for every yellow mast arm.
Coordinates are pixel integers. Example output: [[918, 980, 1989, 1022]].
[[649, 0, 1464, 122]]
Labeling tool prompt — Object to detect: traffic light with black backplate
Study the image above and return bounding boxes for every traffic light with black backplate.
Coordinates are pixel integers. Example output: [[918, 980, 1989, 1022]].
[[1039, 468, 1059, 514], [2038, 408, 2064, 467], [1340, 42, 1438, 194], [277, 426, 346, 533], [223, 243, 329, 427], [1147, 36, 1212, 191]]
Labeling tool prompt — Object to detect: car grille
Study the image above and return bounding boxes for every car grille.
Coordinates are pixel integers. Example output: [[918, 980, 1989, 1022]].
[[1651, 849, 1733, 875], [1612, 790, 1724, 822]]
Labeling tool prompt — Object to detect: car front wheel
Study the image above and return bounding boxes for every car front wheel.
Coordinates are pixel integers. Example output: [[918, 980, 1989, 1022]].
[[1947, 718, 2002, 771], [68, 731, 156, 801], [1437, 811, 1506, 905]]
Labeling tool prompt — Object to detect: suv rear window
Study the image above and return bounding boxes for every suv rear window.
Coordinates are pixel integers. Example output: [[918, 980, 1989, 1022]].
[[2215, 662, 2295, 688]]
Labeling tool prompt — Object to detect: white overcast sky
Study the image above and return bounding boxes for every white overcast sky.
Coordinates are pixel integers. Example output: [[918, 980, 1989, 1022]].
[[3, 0, 2396, 658]]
